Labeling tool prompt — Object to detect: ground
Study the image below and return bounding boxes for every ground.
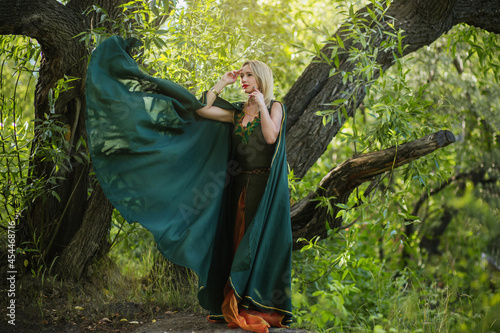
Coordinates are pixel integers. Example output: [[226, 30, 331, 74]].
[[0, 275, 311, 333], [2, 308, 310, 333]]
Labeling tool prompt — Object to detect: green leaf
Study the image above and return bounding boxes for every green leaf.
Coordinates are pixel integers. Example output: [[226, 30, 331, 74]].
[[374, 325, 387, 333], [336, 34, 345, 49], [331, 98, 347, 106]]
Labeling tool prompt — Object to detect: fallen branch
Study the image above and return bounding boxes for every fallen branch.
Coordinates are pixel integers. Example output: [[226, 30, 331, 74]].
[[291, 130, 456, 248]]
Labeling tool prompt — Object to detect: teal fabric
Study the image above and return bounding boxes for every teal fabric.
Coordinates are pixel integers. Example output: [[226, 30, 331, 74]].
[[85, 36, 292, 323]]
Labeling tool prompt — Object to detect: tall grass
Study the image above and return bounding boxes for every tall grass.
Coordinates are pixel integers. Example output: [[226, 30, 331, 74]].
[[291, 224, 500, 333]]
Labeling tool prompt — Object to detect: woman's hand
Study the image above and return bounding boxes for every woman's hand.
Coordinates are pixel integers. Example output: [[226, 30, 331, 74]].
[[249, 88, 266, 108], [222, 69, 242, 85]]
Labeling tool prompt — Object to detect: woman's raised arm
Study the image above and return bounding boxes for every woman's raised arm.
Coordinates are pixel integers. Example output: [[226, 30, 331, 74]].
[[196, 69, 241, 124]]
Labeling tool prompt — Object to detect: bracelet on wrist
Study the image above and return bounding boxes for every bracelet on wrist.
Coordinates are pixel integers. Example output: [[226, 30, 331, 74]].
[[210, 87, 220, 97]]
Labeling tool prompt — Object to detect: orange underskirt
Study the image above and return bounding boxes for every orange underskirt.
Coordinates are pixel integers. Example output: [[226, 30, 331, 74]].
[[217, 187, 286, 333], [222, 289, 286, 333]]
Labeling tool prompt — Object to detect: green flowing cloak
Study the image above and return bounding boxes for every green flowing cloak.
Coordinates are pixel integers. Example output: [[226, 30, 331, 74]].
[[85, 36, 292, 323]]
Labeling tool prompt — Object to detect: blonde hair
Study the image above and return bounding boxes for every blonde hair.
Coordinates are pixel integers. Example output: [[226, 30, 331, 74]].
[[242, 60, 274, 108]]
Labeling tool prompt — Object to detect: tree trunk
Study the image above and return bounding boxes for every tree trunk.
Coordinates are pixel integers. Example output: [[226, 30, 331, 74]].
[[0, 0, 126, 278], [419, 206, 456, 255], [1, 0, 92, 267], [57, 185, 114, 280]]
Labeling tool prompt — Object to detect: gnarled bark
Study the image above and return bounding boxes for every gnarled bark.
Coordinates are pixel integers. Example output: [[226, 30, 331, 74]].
[[452, 0, 500, 33], [57, 185, 114, 280]]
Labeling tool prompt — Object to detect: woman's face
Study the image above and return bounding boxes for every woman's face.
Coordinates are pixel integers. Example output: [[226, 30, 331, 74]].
[[240, 64, 259, 94]]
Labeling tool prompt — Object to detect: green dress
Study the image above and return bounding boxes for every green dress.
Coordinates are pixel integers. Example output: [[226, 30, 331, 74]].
[[230, 110, 276, 230], [85, 36, 292, 324]]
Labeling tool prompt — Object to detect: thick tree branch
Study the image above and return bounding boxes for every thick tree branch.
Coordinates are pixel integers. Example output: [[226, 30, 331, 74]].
[[291, 130, 456, 246], [452, 0, 500, 34], [284, 0, 500, 178], [0, 1, 83, 42]]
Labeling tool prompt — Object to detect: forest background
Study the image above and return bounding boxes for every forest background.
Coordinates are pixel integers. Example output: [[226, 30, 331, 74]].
[[0, 0, 499, 332]]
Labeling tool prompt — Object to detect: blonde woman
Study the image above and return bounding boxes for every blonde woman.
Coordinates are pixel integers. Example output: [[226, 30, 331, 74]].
[[86, 36, 292, 333], [196, 61, 290, 331]]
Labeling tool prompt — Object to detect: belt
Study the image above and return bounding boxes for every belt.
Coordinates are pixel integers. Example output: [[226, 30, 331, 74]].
[[240, 168, 270, 175]]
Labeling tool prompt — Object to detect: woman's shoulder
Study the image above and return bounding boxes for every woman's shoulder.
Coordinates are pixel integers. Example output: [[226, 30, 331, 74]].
[[270, 100, 284, 114]]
